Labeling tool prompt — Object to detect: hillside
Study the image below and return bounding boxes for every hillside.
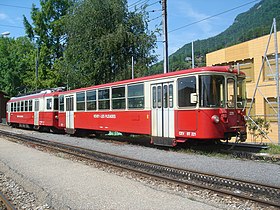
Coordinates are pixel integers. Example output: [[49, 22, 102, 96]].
[[150, 0, 280, 74]]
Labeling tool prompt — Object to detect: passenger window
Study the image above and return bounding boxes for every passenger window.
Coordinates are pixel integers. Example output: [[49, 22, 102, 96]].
[[98, 89, 110, 110], [54, 98, 58, 110], [157, 86, 162, 108], [112, 86, 125, 109], [29, 100, 32, 111], [128, 83, 144, 109], [46, 98, 52, 110], [86, 90, 96, 111], [59, 96, 64, 111], [25, 101, 28, 111], [35, 100, 39, 111], [169, 84, 173, 108], [76, 92, 85, 111], [21, 101, 24, 111], [227, 78, 236, 108], [164, 85, 168, 108], [152, 86, 156, 108], [178, 76, 196, 107], [17, 102, 20, 111]]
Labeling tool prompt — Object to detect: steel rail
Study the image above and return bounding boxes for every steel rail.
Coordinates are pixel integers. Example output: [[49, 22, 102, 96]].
[[0, 130, 279, 208], [0, 192, 16, 210]]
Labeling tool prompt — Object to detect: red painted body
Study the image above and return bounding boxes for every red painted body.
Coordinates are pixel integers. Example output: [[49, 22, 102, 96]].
[[6, 66, 247, 146], [39, 112, 60, 128], [72, 110, 151, 134], [9, 112, 34, 125], [175, 109, 246, 139]]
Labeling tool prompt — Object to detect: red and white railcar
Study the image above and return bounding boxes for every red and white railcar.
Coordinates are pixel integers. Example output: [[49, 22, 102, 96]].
[[57, 66, 247, 146], [6, 89, 63, 132]]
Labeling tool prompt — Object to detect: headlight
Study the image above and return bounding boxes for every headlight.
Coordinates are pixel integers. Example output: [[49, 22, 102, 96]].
[[211, 115, 220, 123]]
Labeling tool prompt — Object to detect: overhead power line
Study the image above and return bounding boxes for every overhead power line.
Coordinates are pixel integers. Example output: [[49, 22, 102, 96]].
[[128, 0, 149, 8], [169, 0, 260, 33], [0, 24, 24, 29], [0, 3, 31, 10]]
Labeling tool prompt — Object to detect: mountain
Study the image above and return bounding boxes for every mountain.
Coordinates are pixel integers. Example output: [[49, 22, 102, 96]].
[[149, 0, 280, 74]]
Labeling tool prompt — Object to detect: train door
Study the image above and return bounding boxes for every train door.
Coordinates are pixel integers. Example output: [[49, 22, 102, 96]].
[[34, 99, 39, 126], [151, 82, 175, 146], [65, 95, 75, 133]]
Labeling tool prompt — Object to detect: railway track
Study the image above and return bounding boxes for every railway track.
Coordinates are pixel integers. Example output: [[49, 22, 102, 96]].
[[0, 130, 279, 208], [0, 191, 16, 210]]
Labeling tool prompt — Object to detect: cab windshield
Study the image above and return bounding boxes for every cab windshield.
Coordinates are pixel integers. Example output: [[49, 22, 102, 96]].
[[199, 75, 225, 108]]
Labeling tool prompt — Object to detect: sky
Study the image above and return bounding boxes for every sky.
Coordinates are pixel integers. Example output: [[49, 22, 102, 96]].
[[0, 0, 261, 60]]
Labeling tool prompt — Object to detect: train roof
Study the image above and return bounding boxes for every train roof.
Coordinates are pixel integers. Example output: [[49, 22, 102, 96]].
[[60, 66, 245, 94], [8, 88, 64, 102], [8, 66, 245, 101]]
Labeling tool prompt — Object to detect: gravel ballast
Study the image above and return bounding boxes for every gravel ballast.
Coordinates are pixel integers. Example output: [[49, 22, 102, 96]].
[[4, 125, 279, 188], [0, 138, 222, 209]]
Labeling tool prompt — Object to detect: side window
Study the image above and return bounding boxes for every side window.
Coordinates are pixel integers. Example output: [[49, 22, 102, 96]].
[[46, 98, 52, 110], [35, 100, 39, 111], [29, 100, 32, 111], [66, 96, 74, 111], [86, 90, 96, 111], [21, 101, 24, 111], [24, 101, 28, 111], [98, 89, 110, 110], [227, 78, 236, 108], [128, 83, 144, 109], [169, 84, 173, 108], [76, 92, 85, 111], [112, 86, 125, 109], [11, 103, 13, 112], [178, 76, 196, 107], [59, 96, 64, 111], [157, 86, 162, 108], [152, 86, 156, 108], [54, 97, 58, 110], [17, 102, 20, 111]]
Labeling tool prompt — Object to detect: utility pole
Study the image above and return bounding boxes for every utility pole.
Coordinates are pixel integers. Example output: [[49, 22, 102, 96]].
[[131, 56, 134, 79], [192, 41, 195, 69], [162, 0, 168, 73]]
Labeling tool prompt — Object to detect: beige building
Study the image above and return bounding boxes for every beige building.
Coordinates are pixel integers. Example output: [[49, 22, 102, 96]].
[[206, 32, 280, 144]]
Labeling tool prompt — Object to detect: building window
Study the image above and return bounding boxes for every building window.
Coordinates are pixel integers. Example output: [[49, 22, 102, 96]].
[[264, 54, 280, 81], [76, 92, 85, 111], [98, 88, 110, 110], [86, 90, 96, 111], [246, 98, 256, 117], [112, 86, 125, 109], [128, 83, 144, 109], [237, 60, 254, 83], [264, 97, 277, 122]]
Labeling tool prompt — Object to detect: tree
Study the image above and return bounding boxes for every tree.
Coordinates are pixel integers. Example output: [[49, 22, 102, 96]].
[[0, 37, 35, 96], [61, 0, 157, 89], [23, 0, 73, 89]]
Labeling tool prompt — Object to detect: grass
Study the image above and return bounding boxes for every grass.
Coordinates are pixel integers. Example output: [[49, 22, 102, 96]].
[[261, 144, 280, 155]]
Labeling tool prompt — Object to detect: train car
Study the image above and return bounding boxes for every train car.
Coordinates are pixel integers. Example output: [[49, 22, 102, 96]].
[[57, 66, 247, 146], [6, 88, 64, 133]]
